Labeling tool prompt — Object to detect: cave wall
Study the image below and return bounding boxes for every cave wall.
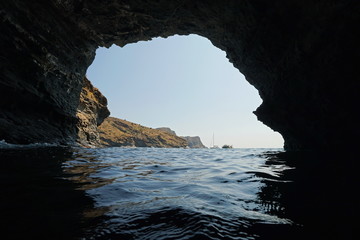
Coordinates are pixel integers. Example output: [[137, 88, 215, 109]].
[[0, 0, 96, 144], [1, 0, 359, 150]]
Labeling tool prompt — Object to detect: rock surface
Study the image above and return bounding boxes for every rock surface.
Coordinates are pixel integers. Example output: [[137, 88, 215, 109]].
[[181, 136, 206, 149], [1, 0, 360, 150], [98, 117, 188, 148], [76, 77, 110, 147], [156, 128, 206, 148], [156, 128, 177, 136]]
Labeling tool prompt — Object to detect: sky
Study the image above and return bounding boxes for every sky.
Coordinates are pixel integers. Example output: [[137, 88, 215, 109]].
[[86, 34, 284, 148]]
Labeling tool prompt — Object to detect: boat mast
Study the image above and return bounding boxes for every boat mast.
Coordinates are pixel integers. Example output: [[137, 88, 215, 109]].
[[213, 133, 215, 147]]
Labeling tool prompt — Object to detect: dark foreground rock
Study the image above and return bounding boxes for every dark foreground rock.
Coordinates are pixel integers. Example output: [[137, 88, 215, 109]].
[[1, 1, 360, 150]]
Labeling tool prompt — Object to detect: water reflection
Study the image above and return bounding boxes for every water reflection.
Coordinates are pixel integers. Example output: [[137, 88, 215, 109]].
[[0, 148, 356, 240], [0, 147, 94, 240], [253, 151, 357, 240]]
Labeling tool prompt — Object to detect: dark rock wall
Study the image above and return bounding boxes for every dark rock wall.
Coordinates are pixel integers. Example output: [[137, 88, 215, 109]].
[[0, 0, 97, 144], [1, 0, 360, 150]]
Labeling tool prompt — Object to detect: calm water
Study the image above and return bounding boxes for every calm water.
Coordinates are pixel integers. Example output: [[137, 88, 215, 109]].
[[0, 146, 356, 239]]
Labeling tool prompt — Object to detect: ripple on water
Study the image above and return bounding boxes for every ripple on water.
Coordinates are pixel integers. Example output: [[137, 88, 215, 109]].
[[60, 148, 301, 239], [10, 147, 349, 239]]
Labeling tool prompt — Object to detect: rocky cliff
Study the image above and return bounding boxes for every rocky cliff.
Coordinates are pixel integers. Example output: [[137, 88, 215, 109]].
[[156, 128, 206, 148], [155, 128, 177, 136], [98, 117, 188, 148], [181, 136, 206, 149], [76, 77, 110, 147], [1, 1, 360, 150]]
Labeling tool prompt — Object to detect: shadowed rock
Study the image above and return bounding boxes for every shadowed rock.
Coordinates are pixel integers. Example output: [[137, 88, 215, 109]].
[[1, 0, 359, 150]]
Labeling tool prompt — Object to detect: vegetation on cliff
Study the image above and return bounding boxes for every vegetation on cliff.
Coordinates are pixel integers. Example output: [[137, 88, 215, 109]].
[[98, 117, 188, 148], [156, 128, 206, 148]]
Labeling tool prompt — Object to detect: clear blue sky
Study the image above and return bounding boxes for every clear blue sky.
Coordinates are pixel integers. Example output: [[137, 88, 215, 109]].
[[86, 34, 284, 148]]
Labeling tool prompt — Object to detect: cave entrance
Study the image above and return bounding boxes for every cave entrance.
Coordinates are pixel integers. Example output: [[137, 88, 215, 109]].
[[86, 34, 283, 148]]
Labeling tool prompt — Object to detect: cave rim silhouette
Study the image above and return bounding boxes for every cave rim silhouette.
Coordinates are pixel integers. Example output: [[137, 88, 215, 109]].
[[1, 1, 359, 151]]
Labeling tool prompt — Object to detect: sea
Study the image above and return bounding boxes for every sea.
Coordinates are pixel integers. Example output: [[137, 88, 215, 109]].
[[0, 143, 356, 240]]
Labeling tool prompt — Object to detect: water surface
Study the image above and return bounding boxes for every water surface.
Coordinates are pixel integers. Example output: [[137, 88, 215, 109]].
[[0, 147, 356, 239]]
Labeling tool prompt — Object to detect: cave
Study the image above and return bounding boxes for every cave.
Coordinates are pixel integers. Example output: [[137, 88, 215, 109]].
[[1, 0, 359, 150]]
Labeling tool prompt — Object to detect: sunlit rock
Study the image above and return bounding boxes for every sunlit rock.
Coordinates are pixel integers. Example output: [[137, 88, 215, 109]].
[[98, 117, 188, 148], [76, 77, 110, 147]]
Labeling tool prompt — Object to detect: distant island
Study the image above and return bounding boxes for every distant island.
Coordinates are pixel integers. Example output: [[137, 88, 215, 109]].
[[98, 117, 205, 148], [181, 136, 206, 148], [155, 128, 206, 148]]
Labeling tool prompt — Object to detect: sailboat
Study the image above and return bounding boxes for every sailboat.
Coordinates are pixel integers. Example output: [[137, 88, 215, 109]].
[[210, 133, 219, 149]]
